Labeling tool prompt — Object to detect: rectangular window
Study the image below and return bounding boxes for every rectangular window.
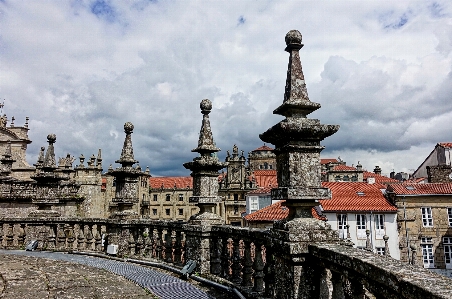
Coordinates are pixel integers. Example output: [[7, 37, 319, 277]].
[[166, 194, 171, 201], [178, 208, 183, 216], [152, 209, 157, 216], [337, 214, 347, 239], [421, 237, 434, 268], [165, 208, 170, 216], [448, 208, 452, 227], [374, 214, 385, 239], [356, 214, 366, 239], [421, 207, 433, 227], [376, 247, 385, 255], [179, 194, 184, 201], [444, 237, 452, 269], [153, 194, 157, 201]]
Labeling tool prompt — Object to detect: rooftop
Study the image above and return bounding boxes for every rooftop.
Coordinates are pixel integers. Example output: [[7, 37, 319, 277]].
[[387, 182, 452, 195]]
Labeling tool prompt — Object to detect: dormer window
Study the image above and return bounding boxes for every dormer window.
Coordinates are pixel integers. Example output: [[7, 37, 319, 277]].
[[406, 185, 416, 190], [356, 192, 365, 196]]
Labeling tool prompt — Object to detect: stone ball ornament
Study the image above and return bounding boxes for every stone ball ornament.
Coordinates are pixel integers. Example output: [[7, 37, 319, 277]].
[[47, 133, 56, 143], [124, 122, 134, 133], [200, 99, 212, 114], [285, 30, 303, 46]]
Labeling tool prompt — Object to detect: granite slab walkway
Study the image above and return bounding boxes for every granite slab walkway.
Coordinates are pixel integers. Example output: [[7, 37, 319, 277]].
[[0, 250, 215, 299]]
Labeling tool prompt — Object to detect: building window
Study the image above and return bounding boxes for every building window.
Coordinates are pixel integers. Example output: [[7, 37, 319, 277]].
[[153, 194, 157, 201], [178, 208, 183, 216], [179, 194, 184, 201], [233, 194, 238, 202], [444, 237, 452, 269], [142, 194, 146, 201], [337, 214, 347, 239], [234, 205, 238, 214], [250, 198, 258, 213], [374, 214, 385, 239], [152, 209, 157, 216], [375, 247, 385, 255], [356, 214, 366, 239], [448, 208, 452, 226], [166, 194, 171, 201], [165, 209, 170, 216], [421, 207, 433, 227], [421, 237, 434, 268]]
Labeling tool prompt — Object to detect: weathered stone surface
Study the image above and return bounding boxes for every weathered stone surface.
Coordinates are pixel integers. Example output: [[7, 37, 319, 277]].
[[0, 254, 152, 299]]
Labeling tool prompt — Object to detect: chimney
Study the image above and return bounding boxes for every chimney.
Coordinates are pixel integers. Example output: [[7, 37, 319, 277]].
[[374, 165, 382, 175]]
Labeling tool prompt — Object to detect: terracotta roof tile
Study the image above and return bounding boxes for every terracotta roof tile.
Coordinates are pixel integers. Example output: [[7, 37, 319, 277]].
[[149, 177, 193, 189], [363, 171, 399, 184], [387, 183, 452, 195], [439, 142, 452, 148], [253, 170, 278, 188], [244, 201, 325, 222], [247, 187, 272, 195], [320, 158, 338, 164], [244, 201, 288, 222], [252, 145, 274, 151], [332, 165, 357, 171], [319, 182, 396, 212]]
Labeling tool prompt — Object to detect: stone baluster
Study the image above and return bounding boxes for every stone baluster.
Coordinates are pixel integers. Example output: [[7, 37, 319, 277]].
[[264, 245, 275, 298], [17, 224, 26, 248], [6, 223, 14, 248], [221, 237, 231, 279], [156, 228, 163, 260], [144, 227, 153, 257], [241, 240, 253, 288], [174, 230, 183, 266], [136, 229, 144, 256], [231, 237, 242, 284], [85, 224, 94, 251], [365, 230, 372, 251], [0, 221, 4, 249], [77, 225, 85, 251], [383, 235, 390, 257], [253, 241, 265, 293], [210, 235, 222, 276], [47, 224, 56, 250], [330, 271, 345, 299], [349, 277, 366, 299], [410, 244, 417, 266], [37, 225, 47, 250], [128, 232, 136, 256], [319, 267, 333, 299], [66, 225, 75, 250], [94, 225, 102, 252], [165, 229, 173, 263], [56, 224, 66, 250]]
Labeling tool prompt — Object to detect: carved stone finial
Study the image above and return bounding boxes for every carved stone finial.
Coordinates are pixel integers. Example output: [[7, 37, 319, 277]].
[[116, 122, 138, 167], [192, 99, 220, 154], [25, 117, 29, 128], [260, 30, 339, 222], [0, 140, 15, 173], [42, 134, 57, 169], [10, 116, 14, 127]]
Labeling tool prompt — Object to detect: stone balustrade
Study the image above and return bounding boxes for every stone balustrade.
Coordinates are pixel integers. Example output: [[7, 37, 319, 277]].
[[1, 217, 451, 298]]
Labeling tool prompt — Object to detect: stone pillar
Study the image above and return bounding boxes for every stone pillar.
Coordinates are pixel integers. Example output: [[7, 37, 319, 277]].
[[183, 99, 226, 274], [260, 30, 340, 299]]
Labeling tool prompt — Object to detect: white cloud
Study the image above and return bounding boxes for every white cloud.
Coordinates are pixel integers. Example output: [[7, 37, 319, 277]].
[[1, 0, 452, 176]]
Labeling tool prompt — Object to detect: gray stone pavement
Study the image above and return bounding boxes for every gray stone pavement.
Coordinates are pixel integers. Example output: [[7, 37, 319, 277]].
[[0, 250, 216, 299]]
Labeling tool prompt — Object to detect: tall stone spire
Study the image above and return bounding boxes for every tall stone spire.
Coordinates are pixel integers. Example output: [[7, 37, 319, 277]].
[[184, 99, 226, 225], [260, 30, 339, 221], [42, 134, 57, 169], [116, 122, 137, 167]]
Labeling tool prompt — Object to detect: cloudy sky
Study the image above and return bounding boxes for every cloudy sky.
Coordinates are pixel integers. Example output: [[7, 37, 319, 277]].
[[1, 0, 451, 177]]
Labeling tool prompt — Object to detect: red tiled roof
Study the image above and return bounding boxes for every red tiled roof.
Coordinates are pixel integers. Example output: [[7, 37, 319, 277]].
[[439, 142, 452, 148], [363, 171, 399, 184], [321, 158, 338, 164], [387, 183, 452, 195], [253, 170, 278, 188], [319, 182, 396, 212], [252, 145, 273, 151], [332, 165, 357, 171], [149, 177, 193, 189], [405, 177, 427, 183], [244, 201, 325, 222], [244, 201, 288, 222]]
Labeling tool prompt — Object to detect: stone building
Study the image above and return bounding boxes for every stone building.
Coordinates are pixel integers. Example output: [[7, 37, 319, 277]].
[[0, 113, 34, 180], [148, 176, 197, 221], [386, 183, 452, 274], [247, 144, 276, 171], [413, 142, 452, 182]]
